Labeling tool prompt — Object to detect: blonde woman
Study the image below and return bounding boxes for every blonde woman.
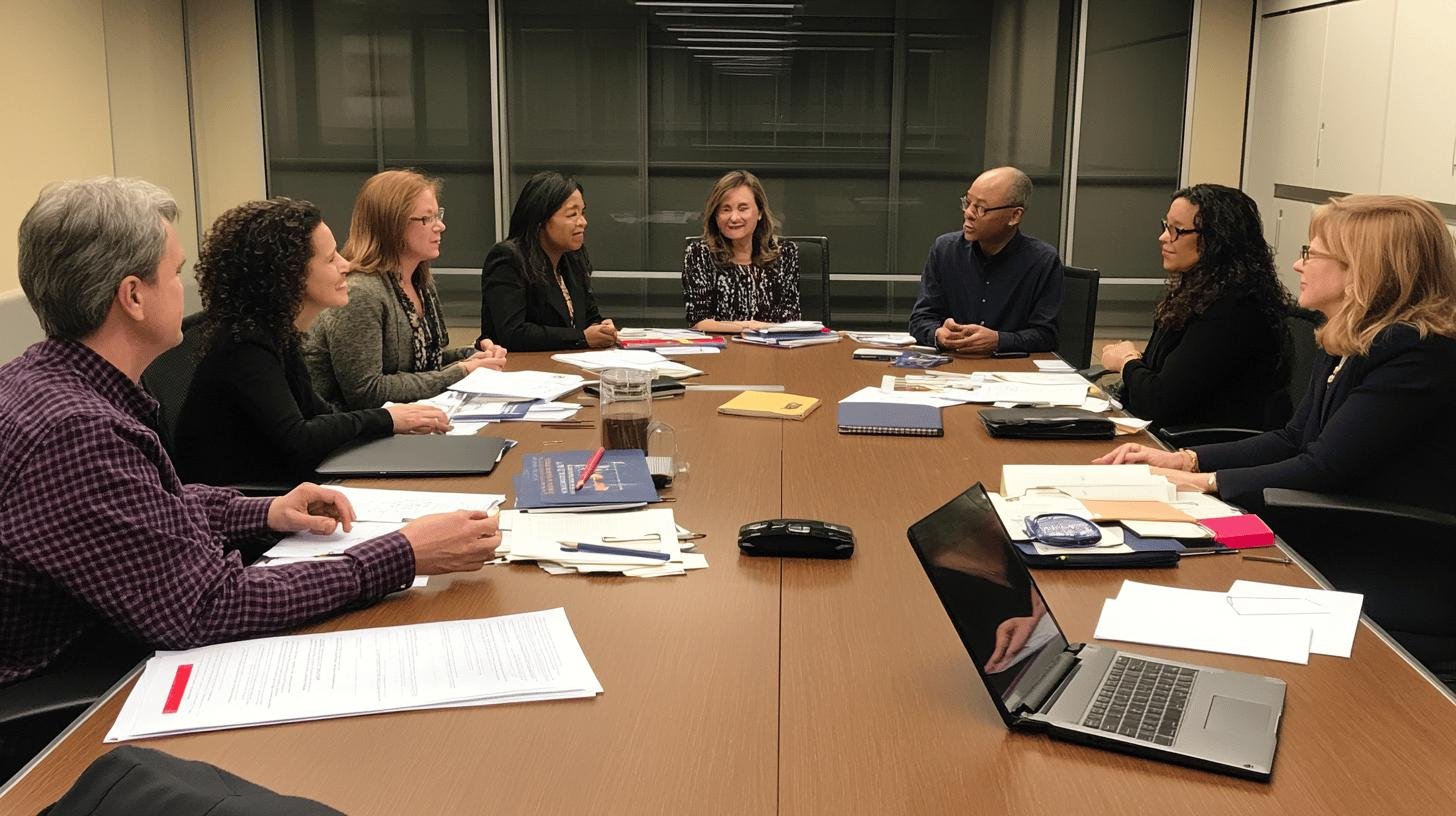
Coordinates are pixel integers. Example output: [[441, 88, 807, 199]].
[[1096, 195, 1456, 515], [681, 170, 800, 332], [306, 169, 506, 410]]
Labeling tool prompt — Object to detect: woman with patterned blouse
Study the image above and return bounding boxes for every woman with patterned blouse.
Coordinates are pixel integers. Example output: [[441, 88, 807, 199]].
[[682, 170, 801, 332], [305, 169, 507, 410]]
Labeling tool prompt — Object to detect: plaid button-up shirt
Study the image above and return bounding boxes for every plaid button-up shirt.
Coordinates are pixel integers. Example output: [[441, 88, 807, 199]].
[[0, 340, 414, 685]]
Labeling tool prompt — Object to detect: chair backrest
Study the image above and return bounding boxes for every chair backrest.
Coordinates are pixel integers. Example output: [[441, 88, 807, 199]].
[[680, 236, 831, 324], [140, 311, 207, 457], [1284, 306, 1322, 412], [1056, 266, 1099, 369], [781, 235, 830, 324], [1262, 488, 1456, 682]]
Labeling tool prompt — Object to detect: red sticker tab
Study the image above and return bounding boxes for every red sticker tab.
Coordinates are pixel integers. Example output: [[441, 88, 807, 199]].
[[162, 664, 193, 714]]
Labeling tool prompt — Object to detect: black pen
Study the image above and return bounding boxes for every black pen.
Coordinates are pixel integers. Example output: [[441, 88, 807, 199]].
[[1179, 547, 1238, 557]]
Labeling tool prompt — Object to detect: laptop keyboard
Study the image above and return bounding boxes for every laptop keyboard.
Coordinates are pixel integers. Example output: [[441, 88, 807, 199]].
[[1082, 655, 1198, 746]]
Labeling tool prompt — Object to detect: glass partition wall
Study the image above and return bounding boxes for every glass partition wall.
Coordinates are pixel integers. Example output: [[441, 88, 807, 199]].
[[258, 0, 1191, 333]]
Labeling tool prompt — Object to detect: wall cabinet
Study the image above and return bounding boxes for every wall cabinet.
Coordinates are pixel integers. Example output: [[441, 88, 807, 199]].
[[1313, 0, 1395, 193], [1245, 1, 1395, 201], [1245, 0, 1456, 271], [1380, 0, 1456, 203]]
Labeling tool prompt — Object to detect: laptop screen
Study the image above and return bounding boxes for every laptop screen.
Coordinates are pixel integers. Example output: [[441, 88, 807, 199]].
[[907, 482, 1071, 723]]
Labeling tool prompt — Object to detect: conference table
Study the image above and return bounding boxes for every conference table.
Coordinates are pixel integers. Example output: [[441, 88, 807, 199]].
[[4, 342, 1456, 814]]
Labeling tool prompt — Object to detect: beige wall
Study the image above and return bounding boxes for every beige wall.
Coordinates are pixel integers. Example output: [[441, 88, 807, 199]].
[[1185, 0, 1256, 186], [105, 0, 200, 264], [0, 0, 116, 296], [187, 0, 267, 228], [0, 0, 264, 358]]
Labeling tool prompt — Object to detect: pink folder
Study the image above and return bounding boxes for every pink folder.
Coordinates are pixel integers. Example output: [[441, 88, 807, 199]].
[[1201, 514, 1275, 549]]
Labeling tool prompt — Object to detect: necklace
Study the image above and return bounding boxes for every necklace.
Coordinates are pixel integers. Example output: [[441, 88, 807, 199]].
[[1326, 355, 1347, 384]]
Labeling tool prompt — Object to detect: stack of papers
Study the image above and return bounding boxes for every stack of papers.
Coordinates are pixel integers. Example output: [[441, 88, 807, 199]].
[[497, 508, 708, 578], [415, 393, 583, 435], [256, 486, 505, 566], [883, 371, 1090, 407], [844, 331, 919, 347], [105, 609, 601, 742], [434, 394, 582, 423], [756, 320, 825, 333], [1093, 580, 1363, 664], [974, 372, 1091, 407], [846, 384, 961, 409], [1034, 358, 1075, 372], [987, 488, 1244, 543], [735, 321, 840, 348], [551, 349, 704, 379], [617, 328, 725, 354], [449, 368, 585, 401], [1001, 464, 1179, 501]]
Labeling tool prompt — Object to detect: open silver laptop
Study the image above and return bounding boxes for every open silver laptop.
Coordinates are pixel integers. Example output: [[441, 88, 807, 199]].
[[907, 483, 1285, 781]]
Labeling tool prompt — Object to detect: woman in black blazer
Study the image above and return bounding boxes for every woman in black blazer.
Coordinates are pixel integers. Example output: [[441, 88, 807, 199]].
[[1099, 184, 1293, 431], [479, 172, 616, 351], [174, 198, 452, 486], [1096, 194, 1456, 516]]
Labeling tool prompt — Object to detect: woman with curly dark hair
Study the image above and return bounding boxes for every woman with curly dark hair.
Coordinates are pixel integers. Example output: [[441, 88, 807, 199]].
[[1099, 184, 1294, 431], [173, 198, 452, 485]]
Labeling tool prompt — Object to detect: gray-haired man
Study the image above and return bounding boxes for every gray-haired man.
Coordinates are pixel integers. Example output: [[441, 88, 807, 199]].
[[0, 178, 501, 699]]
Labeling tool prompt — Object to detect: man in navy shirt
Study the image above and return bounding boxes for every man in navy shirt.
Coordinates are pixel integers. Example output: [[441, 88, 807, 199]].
[[907, 166, 1064, 354]]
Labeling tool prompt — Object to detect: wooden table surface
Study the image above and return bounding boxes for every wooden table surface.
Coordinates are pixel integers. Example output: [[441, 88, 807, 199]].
[[4, 342, 1455, 814]]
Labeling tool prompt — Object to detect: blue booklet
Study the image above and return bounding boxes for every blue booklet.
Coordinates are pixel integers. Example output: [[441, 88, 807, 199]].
[[837, 399, 944, 437], [513, 449, 659, 509]]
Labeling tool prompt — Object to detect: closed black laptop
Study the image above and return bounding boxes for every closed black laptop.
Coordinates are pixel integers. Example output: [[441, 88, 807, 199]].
[[907, 482, 1285, 780], [315, 435, 511, 477]]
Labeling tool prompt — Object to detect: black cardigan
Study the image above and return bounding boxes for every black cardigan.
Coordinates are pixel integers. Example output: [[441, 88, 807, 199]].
[[1120, 294, 1291, 432], [478, 241, 604, 352], [173, 326, 392, 485], [1195, 324, 1456, 515]]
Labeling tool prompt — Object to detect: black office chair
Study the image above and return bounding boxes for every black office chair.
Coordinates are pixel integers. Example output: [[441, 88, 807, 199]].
[[139, 312, 289, 497], [140, 311, 208, 454], [0, 631, 147, 784], [1157, 306, 1322, 448], [680, 236, 831, 324], [782, 235, 830, 324], [1056, 265, 1099, 369], [1261, 488, 1456, 690]]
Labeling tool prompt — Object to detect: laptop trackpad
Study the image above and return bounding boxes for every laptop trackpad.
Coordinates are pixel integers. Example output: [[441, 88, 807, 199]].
[[1204, 695, 1271, 733]]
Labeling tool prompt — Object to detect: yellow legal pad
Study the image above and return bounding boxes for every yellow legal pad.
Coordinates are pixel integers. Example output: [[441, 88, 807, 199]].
[[717, 391, 822, 421]]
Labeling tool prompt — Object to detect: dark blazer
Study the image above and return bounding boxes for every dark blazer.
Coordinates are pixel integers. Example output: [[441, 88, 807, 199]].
[[1120, 294, 1291, 431], [1195, 324, 1456, 515], [479, 240, 604, 351], [174, 326, 392, 485]]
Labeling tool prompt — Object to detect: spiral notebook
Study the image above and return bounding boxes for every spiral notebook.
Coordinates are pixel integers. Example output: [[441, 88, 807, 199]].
[[836, 397, 944, 437]]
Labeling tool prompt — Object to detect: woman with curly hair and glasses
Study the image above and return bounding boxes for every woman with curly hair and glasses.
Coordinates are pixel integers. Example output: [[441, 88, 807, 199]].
[[173, 198, 454, 486], [1097, 194, 1456, 515], [307, 169, 507, 409], [1099, 184, 1294, 431], [681, 170, 800, 332]]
